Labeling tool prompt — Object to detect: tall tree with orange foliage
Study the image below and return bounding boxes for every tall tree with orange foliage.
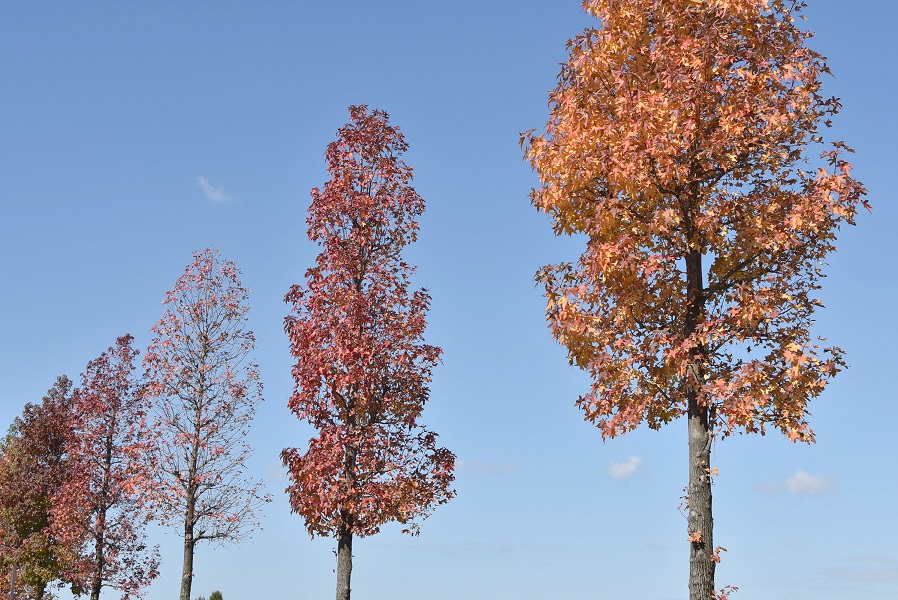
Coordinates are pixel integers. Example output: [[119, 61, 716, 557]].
[[524, 1, 867, 598], [283, 106, 455, 600]]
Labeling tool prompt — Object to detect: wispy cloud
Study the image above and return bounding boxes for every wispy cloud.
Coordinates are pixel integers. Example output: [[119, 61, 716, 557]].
[[759, 468, 838, 495], [606, 455, 643, 480], [456, 459, 518, 476], [784, 469, 837, 495], [197, 176, 235, 202], [266, 459, 289, 484]]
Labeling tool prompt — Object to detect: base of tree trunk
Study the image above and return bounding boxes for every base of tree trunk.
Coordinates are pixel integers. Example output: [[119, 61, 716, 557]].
[[335, 527, 353, 600], [688, 408, 715, 600]]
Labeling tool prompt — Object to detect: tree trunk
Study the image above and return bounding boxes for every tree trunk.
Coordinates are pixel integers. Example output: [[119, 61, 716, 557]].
[[685, 244, 715, 600], [335, 522, 353, 600], [687, 405, 715, 599], [90, 421, 114, 600], [335, 437, 357, 600], [180, 481, 197, 600], [181, 401, 202, 600], [89, 528, 105, 600], [180, 515, 195, 600]]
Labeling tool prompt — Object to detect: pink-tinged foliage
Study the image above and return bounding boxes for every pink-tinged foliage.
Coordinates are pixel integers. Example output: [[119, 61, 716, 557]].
[[143, 248, 268, 546], [0, 377, 79, 600], [52, 335, 159, 600], [524, 0, 868, 443], [715, 584, 740, 600], [282, 105, 455, 539]]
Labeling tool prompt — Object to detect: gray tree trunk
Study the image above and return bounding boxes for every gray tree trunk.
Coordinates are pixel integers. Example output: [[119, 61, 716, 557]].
[[685, 245, 715, 600], [180, 518, 195, 600], [687, 405, 715, 599], [89, 528, 105, 600], [334, 417, 358, 600], [181, 405, 202, 600], [335, 522, 353, 600]]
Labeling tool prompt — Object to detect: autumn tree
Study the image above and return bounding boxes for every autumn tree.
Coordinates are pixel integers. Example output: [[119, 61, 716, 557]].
[[524, 1, 867, 598], [144, 248, 268, 600], [53, 335, 159, 600], [0, 377, 80, 600], [282, 105, 455, 600]]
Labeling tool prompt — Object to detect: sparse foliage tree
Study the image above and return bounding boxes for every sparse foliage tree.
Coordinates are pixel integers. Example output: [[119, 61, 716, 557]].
[[144, 248, 269, 600]]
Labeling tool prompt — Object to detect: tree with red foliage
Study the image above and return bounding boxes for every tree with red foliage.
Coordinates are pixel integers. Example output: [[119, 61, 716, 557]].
[[524, 1, 867, 598], [0, 377, 79, 600], [144, 248, 267, 600], [53, 335, 159, 600], [282, 105, 455, 600]]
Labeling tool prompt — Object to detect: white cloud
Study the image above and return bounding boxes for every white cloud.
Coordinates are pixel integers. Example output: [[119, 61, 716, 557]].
[[197, 175, 235, 202], [456, 459, 518, 476], [784, 469, 837, 495], [607, 455, 643, 480], [266, 459, 289, 484]]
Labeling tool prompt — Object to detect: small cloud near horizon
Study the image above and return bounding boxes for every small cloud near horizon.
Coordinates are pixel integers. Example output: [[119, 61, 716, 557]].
[[784, 469, 837, 495], [758, 468, 838, 495], [197, 175, 235, 202], [607, 455, 643, 480]]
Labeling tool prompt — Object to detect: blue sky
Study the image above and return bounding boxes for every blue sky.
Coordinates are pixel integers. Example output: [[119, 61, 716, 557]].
[[1, 2, 895, 599]]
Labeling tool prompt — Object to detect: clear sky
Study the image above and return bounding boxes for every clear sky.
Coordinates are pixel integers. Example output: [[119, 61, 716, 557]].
[[1, 2, 895, 599]]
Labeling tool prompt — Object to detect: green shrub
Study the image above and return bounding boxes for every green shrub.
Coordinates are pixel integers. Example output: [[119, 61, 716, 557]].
[[210, 592, 223, 600]]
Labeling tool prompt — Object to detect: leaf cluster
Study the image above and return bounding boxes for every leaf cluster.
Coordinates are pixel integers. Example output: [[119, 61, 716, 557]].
[[0, 377, 80, 600], [53, 335, 160, 600], [525, 0, 868, 441], [283, 106, 455, 539]]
